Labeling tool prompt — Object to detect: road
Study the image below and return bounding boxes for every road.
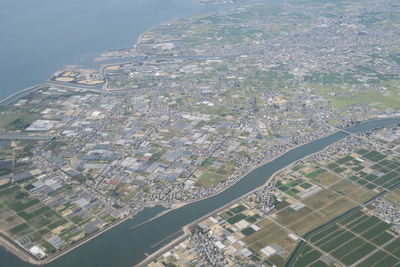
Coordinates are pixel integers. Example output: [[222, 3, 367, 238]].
[[0, 133, 54, 140]]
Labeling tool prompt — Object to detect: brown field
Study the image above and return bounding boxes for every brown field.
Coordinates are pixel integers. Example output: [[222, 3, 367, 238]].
[[302, 189, 340, 210], [329, 180, 374, 203], [313, 171, 341, 186]]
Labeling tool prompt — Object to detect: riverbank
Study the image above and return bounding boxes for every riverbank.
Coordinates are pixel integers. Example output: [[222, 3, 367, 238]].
[[0, 3, 224, 263], [0, 118, 398, 267], [134, 130, 344, 266], [135, 117, 400, 266], [17, 118, 397, 266], [0, 126, 340, 265]]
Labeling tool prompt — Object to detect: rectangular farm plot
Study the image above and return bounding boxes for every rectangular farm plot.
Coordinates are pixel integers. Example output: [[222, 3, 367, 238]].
[[385, 188, 400, 203], [350, 216, 381, 233], [308, 260, 330, 267], [317, 150, 400, 194], [308, 224, 340, 243], [337, 209, 364, 225], [292, 245, 322, 267], [374, 171, 398, 186], [330, 237, 365, 259], [0, 181, 120, 258], [291, 223, 398, 266], [226, 212, 247, 224], [275, 206, 314, 226], [345, 214, 370, 228], [283, 152, 400, 267], [355, 250, 388, 267], [372, 255, 400, 267], [302, 190, 339, 210], [329, 180, 375, 203], [319, 231, 356, 252], [321, 198, 356, 219], [0, 185, 68, 252], [310, 171, 341, 187], [362, 151, 386, 162], [362, 221, 392, 239], [244, 218, 292, 252], [335, 155, 354, 165], [371, 231, 395, 246], [286, 211, 328, 235], [384, 239, 400, 258], [338, 242, 376, 266], [313, 228, 347, 247], [305, 168, 326, 179], [301, 212, 400, 267]]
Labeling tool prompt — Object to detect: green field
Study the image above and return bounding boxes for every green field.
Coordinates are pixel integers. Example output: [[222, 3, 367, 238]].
[[289, 208, 400, 267]]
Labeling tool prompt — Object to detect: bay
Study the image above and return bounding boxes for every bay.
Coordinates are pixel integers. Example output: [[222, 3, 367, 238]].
[[0, 0, 212, 99]]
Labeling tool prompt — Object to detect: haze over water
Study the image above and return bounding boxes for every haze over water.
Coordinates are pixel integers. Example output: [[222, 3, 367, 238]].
[[0, 0, 212, 100]]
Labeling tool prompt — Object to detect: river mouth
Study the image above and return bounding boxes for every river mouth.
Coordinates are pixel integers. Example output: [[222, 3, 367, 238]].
[[0, 117, 398, 267]]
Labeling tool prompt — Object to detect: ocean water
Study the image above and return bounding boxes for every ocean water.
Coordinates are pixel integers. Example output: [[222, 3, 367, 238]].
[[0, 0, 212, 99]]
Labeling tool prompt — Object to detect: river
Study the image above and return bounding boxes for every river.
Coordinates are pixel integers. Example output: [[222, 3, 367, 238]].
[[0, 117, 399, 267]]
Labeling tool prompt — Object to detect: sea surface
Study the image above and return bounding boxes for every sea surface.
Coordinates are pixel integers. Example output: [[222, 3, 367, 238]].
[[0, 0, 213, 100]]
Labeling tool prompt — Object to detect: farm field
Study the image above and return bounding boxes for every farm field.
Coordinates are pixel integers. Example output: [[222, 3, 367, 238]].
[[290, 208, 400, 267], [149, 125, 400, 267]]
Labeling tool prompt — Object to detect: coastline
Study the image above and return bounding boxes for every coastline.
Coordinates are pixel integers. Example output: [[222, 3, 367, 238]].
[[0, 85, 42, 106], [0, 0, 216, 103], [1, 0, 399, 265], [0, 232, 40, 265], [0, 3, 216, 104], [0, 5, 219, 264], [0, 82, 101, 107], [5, 207, 135, 265]]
